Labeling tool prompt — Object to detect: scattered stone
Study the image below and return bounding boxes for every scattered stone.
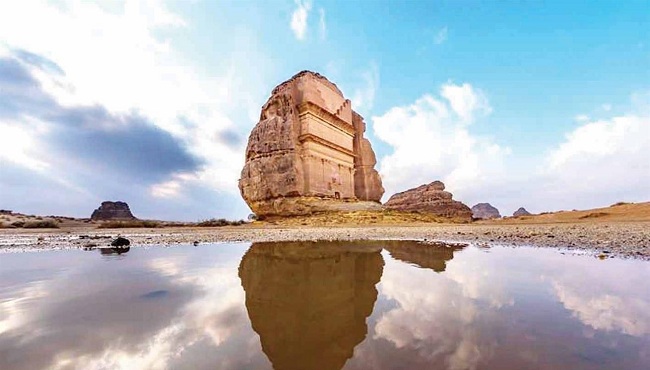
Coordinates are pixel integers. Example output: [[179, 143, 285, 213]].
[[384, 181, 473, 221], [238, 70, 384, 217], [111, 236, 130, 247], [471, 203, 501, 219], [513, 207, 532, 217], [193, 241, 199, 246], [91, 201, 137, 221], [83, 243, 97, 249]]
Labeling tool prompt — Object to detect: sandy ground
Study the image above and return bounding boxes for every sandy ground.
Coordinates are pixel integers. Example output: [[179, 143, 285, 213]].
[[1, 221, 648, 260]]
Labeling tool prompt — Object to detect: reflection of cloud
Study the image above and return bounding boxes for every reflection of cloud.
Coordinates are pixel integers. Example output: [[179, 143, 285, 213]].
[[553, 280, 650, 337], [373, 254, 501, 370], [0, 245, 270, 370], [0, 283, 48, 336]]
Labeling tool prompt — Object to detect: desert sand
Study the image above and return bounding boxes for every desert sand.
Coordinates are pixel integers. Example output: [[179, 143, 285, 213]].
[[1, 202, 648, 260]]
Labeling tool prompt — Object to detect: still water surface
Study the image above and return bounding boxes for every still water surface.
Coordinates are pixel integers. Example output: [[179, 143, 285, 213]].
[[1, 241, 649, 370]]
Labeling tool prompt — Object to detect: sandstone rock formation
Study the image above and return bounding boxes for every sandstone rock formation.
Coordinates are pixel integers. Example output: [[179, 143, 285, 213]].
[[239, 71, 384, 217], [384, 181, 472, 221], [513, 207, 532, 217], [471, 203, 501, 219], [90, 201, 136, 221], [239, 241, 383, 370]]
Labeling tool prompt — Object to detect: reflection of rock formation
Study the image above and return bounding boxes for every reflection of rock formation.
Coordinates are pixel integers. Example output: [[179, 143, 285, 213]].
[[383, 241, 465, 272], [239, 242, 384, 370], [99, 247, 130, 255]]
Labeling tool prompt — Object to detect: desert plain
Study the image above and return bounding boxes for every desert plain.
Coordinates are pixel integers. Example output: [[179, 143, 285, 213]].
[[2, 202, 648, 260]]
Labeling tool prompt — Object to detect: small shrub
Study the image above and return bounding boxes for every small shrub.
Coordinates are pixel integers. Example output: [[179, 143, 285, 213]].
[[23, 220, 59, 228], [579, 212, 609, 219], [97, 220, 161, 229], [611, 202, 631, 207], [197, 218, 246, 227], [11, 221, 25, 228]]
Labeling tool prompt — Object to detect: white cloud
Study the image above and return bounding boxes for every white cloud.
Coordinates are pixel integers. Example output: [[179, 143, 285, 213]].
[[290, 0, 312, 41], [434, 26, 448, 45], [150, 172, 199, 198], [374, 85, 649, 213], [373, 83, 508, 202], [441, 83, 491, 123], [352, 62, 380, 113], [0, 0, 252, 205], [574, 114, 589, 122], [319, 8, 327, 40], [0, 118, 50, 172], [540, 111, 650, 207]]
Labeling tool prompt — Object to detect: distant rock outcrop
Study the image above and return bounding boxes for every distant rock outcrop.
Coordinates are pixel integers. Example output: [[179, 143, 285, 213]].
[[90, 201, 136, 221], [513, 207, 532, 217], [384, 181, 473, 221], [238, 70, 384, 217], [471, 203, 501, 219]]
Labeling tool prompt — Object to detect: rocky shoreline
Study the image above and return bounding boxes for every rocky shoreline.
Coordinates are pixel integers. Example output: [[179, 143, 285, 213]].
[[0, 222, 648, 260]]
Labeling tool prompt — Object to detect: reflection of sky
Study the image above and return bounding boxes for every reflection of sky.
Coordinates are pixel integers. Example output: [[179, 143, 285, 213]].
[[0, 243, 649, 370], [346, 247, 650, 370], [0, 244, 272, 370]]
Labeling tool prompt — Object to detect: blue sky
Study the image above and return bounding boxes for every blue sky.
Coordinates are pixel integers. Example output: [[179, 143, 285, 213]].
[[0, 0, 648, 220]]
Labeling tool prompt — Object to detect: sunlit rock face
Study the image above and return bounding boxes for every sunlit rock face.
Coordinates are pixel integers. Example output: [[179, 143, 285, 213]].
[[384, 181, 472, 221], [238, 71, 384, 216], [238, 242, 384, 370], [383, 241, 466, 272]]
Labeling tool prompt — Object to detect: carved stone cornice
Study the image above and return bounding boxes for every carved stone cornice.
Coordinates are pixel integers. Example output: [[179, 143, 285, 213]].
[[297, 101, 356, 135], [298, 133, 356, 157]]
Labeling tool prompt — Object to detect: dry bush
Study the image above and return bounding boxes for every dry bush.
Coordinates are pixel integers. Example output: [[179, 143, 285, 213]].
[[97, 220, 161, 229], [23, 220, 60, 228], [579, 212, 609, 219], [196, 218, 246, 227], [611, 202, 631, 207]]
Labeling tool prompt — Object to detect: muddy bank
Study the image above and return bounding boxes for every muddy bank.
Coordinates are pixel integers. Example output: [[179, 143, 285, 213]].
[[0, 222, 648, 260]]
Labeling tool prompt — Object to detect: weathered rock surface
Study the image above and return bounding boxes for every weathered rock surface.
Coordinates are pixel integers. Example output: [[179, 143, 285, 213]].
[[239, 70, 384, 217], [513, 207, 532, 217], [471, 203, 501, 219], [90, 201, 136, 221], [384, 181, 472, 221]]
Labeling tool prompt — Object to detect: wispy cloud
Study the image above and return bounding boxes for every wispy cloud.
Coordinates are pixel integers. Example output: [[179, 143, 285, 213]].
[[290, 0, 312, 41], [352, 62, 380, 113], [319, 8, 327, 40], [574, 114, 590, 122], [434, 26, 448, 45]]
